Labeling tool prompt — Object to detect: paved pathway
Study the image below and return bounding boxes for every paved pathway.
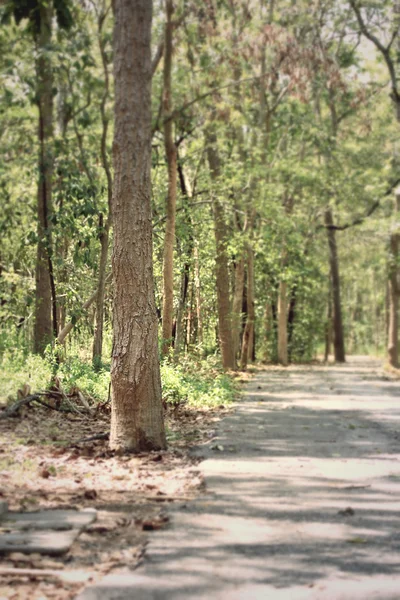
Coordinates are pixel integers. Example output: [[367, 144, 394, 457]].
[[79, 358, 400, 599]]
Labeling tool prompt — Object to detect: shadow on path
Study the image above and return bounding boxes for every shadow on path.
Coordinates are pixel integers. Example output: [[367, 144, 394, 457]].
[[78, 357, 400, 600]]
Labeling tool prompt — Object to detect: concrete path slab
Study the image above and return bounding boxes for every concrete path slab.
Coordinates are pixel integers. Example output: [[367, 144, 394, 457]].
[[77, 358, 400, 599], [0, 529, 81, 555], [0, 509, 97, 555]]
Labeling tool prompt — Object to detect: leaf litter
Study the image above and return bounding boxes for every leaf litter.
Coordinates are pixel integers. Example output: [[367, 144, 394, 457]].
[[0, 398, 228, 599]]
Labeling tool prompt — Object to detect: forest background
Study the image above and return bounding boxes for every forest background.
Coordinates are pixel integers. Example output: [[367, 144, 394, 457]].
[[0, 0, 399, 423]]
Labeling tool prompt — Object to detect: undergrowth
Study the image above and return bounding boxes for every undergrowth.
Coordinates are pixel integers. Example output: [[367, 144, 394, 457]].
[[0, 348, 238, 409]]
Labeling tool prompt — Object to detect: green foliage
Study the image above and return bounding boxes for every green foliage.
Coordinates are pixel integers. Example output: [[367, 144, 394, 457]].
[[161, 356, 238, 408], [3, 0, 73, 36], [0, 343, 237, 410], [0, 0, 398, 379], [57, 356, 110, 401], [0, 349, 51, 404]]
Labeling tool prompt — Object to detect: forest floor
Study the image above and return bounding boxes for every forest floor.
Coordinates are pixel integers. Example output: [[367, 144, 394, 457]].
[[0, 390, 242, 599], [75, 357, 400, 600]]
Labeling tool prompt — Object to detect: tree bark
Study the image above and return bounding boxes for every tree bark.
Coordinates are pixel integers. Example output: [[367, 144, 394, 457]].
[[34, 1, 55, 354], [174, 160, 193, 359], [240, 245, 255, 370], [93, 8, 113, 366], [193, 244, 203, 346], [263, 302, 273, 362], [277, 196, 293, 366], [92, 215, 110, 365], [205, 127, 236, 370], [324, 282, 333, 362], [287, 286, 297, 362], [110, 0, 166, 452], [277, 280, 288, 366], [325, 208, 345, 362], [161, 0, 177, 358], [388, 193, 400, 367], [232, 256, 245, 360]]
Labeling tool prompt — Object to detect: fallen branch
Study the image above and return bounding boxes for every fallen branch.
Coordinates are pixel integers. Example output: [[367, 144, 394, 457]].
[[0, 394, 42, 419], [0, 392, 90, 420], [142, 495, 195, 502], [74, 432, 109, 444]]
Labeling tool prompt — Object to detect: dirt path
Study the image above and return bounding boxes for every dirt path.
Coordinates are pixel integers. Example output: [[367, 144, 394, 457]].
[[78, 358, 400, 599]]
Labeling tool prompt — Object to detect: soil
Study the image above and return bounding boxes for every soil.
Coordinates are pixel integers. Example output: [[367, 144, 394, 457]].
[[0, 397, 234, 599], [3, 358, 400, 600]]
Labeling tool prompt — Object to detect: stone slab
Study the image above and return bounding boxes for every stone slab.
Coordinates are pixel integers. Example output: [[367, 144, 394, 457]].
[[3, 508, 97, 530], [0, 529, 80, 555], [0, 508, 97, 555]]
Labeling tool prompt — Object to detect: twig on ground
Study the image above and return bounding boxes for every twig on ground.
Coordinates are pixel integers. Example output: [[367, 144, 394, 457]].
[[74, 432, 110, 444], [0, 394, 42, 419]]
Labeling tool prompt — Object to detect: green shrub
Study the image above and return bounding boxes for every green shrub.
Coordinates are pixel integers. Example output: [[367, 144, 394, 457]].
[[0, 346, 237, 410], [161, 356, 237, 408], [0, 349, 52, 404]]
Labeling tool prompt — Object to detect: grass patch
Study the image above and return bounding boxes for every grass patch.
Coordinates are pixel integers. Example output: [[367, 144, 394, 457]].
[[0, 349, 238, 409], [161, 355, 238, 408]]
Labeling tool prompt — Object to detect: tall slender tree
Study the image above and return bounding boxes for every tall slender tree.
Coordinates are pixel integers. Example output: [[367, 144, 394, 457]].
[[110, 0, 166, 451], [161, 0, 178, 358], [206, 124, 236, 371], [4, 0, 73, 353], [349, 0, 400, 366]]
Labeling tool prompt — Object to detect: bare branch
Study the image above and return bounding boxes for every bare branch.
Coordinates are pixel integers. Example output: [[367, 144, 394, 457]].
[[349, 0, 399, 104], [152, 40, 164, 75], [325, 177, 400, 231]]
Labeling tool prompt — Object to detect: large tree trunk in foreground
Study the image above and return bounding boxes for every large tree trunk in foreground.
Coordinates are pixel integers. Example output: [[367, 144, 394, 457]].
[[110, 0, 166, 452], [206, 128, 236, 371], [34, 2, 55, 354], [325, 208, 345, 363], [388, 193, 400, 367], [161, 0, 177, 358]]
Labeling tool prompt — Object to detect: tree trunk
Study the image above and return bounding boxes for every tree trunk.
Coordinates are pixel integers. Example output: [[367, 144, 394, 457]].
[[240, 246, 255, 370], [232, 256, 245, 360], [324, 283, 333, 362], [174, 158, 193, 359], [161, 0, 177, 358], [263, 302, 273, 362], [277, 281, 288, 366], [92, 217, 110, 366], [205, 127, 236, 370], [287, 287, 297, 362], [110, 0, 166, 452], [34, 2, 55, 354], [325, 208, 345, 362], [388, 193, 400, 367], [93, 11, 113, 367], [194, 244, 203, 346], [277, 196, 293, 366], [174, 262, 190, 359]]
